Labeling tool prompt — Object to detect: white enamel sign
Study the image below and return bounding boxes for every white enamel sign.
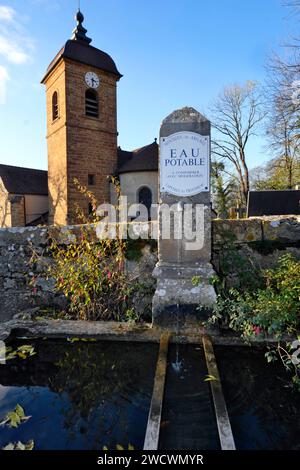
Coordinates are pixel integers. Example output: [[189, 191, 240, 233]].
[[160, 131, 210, 196]]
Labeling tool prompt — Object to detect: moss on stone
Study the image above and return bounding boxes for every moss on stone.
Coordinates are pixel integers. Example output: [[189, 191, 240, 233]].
[[125, 239, 157, 261]]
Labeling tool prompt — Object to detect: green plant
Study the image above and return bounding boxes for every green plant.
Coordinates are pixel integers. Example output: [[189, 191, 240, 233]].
[[204, 374, 218, 382], [67, 337, 97, 343], [30, 178, 152, 322], [214, 231, 264, 294], [47, 230, 135, 321], [0, 344, 36, 361], [209, 254, 300, 336], [124, 239, 157, 262], [47, 228, 154, 321], [2, 440, 34, 450], [123, 308, 139, 322], [0, 405, 31, 428], [207, 253, 300, 389], [265, 340, 300, 391], [103, 444, 135, 450]]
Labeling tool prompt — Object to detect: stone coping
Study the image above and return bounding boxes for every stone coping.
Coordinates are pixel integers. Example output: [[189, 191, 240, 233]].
[[0, 215, 299, 245], [0, 318, 294, 347]]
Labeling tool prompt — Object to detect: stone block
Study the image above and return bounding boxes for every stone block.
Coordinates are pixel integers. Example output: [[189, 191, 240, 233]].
[[213, 218, 263, 245], [152, 264, 217, 327], [153, 107, 216, 325], [262, 216, 300, 242]]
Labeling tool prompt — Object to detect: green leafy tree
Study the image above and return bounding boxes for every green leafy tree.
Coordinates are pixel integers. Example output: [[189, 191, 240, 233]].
[[251, 154, 300, 190], [211, 161, 234, 217]]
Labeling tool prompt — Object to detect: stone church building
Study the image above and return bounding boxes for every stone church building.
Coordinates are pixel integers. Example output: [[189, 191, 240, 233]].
[[0, 10, 158, 227]]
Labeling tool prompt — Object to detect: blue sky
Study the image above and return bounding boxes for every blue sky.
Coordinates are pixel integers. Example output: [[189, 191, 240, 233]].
[[0, 0, 298, 171]]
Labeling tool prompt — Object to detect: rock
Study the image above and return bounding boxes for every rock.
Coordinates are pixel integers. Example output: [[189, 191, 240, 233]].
[[3, 278, 16, 290], [213, 218, 263, 245], [262, 215, 300, 242], [13, 307, 41, 321]]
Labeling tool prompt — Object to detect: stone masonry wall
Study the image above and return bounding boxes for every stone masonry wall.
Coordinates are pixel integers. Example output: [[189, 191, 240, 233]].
[[10, 196, 25, 228], [212, 216, 300, 288], [0, 215, 299, 322], [44, 58, 119, 226]]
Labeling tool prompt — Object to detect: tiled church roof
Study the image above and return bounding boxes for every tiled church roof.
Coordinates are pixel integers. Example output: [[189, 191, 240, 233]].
[[0, 142, 158, 197], [117, 141, 158, 174], [0, 164, 48, 196]]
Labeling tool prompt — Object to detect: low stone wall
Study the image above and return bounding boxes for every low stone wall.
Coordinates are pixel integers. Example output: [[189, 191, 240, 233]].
[[0, 226, 62, 322], [0, 215, 299, 322], [213, 215, 300, 245], [0, 224, 157, 322], [212, 215, 300, 289]]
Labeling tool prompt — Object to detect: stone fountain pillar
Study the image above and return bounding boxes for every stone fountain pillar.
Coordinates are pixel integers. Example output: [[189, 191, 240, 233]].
[[152, 107, 217, 327]]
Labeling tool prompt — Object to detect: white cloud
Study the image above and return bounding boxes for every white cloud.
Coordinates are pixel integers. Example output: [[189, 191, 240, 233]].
[[0, 5, 15, 22], [0, 65, 9, 104], [0, 4, 34, 65], [0, 35, 30, 64]]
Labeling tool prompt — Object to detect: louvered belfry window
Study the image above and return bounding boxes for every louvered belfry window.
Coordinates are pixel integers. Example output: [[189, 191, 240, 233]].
[[52, 91, 59, 121], [85, 90, 99, 118]]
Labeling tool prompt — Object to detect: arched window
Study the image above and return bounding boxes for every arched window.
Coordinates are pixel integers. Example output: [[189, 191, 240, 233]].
[[85, 89, 99, 118], [52, 91, 59, 121], [138, 186, 152, 220]]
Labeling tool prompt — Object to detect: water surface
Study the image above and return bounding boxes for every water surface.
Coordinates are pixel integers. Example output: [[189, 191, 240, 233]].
[[0, 339, 158, 450], [215, 345, 300, 450]]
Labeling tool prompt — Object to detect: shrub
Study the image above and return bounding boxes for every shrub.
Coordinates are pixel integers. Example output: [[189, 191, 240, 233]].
[[48, 229, 146, 321], [209, 253, 300, 338], [207, 253, 300, 389], [214, 231, 264, 293], [31, 178, 153, 322]]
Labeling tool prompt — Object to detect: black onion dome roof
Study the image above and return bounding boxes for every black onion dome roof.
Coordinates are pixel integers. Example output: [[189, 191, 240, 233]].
[[42, 40, 122, 82], [41, 10, 122, 83]]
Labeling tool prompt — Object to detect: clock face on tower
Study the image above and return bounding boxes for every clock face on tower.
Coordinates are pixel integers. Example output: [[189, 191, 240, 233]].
[[85, 71, 100, 89]]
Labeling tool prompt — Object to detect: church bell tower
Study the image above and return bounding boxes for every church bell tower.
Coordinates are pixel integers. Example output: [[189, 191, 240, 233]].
[[42, 10, 122, 225]]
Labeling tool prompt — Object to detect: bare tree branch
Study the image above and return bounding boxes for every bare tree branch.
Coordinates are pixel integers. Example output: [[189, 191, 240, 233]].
[[210, 81, 266, 205]]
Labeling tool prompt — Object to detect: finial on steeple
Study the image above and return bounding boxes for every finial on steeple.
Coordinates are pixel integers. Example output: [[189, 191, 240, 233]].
[[71, 8, 92, 44]]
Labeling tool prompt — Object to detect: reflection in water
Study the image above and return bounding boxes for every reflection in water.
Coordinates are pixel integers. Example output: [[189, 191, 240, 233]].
[[0, 339, 158, 450], [215, 346, 300, 450], [1, 340, 299, 450], [160, 344, 220, 451]]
